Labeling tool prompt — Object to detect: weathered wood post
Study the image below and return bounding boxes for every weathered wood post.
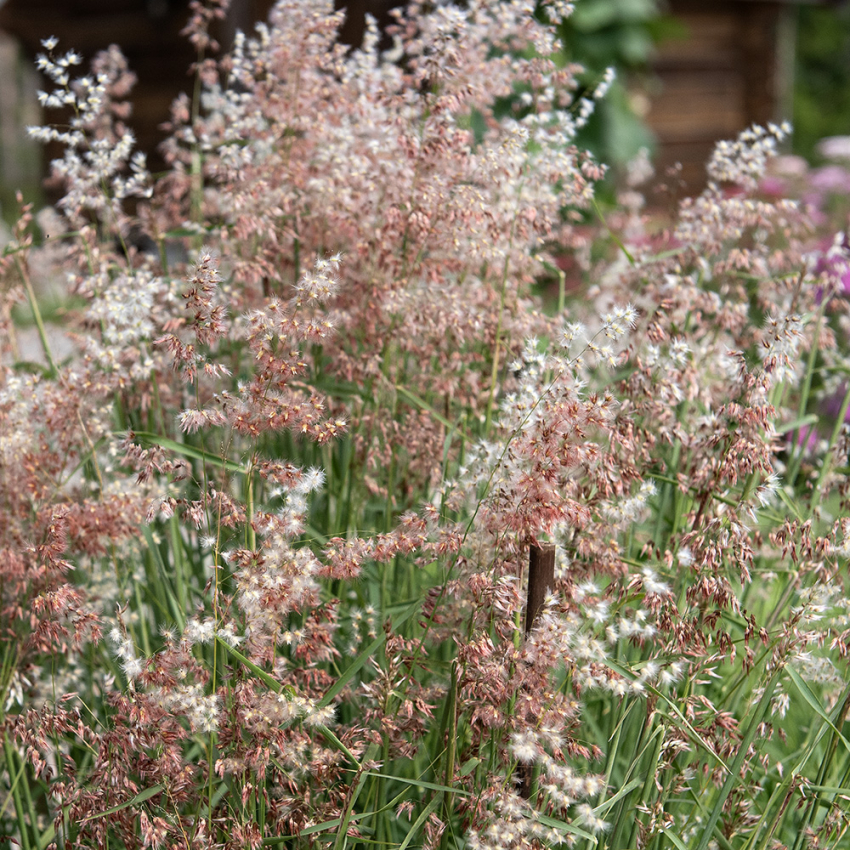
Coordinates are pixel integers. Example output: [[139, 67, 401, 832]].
[[524, 542, 556, 635], [520, 541, 556, 798]]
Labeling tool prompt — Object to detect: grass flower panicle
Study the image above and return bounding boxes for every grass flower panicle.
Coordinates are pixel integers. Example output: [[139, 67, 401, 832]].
[[3, 1, 850, 848]]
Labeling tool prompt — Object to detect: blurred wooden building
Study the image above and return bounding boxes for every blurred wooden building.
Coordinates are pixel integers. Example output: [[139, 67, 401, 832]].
[[0, 0, 277, 181], [647, 0, 798, 191], [0, 0, 814, 207]]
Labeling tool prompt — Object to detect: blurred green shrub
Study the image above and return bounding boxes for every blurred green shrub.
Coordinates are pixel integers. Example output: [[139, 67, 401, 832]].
[[793, 2, 850, 161], [554, 0, 667, 170]]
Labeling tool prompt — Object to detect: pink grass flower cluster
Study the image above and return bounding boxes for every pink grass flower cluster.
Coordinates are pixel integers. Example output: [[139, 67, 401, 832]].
[[153, 0, 607, 495], [3, 1, 850, 849]]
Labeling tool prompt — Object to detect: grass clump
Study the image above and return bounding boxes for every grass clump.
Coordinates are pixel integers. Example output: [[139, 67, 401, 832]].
[[2, 2, 850, 849]]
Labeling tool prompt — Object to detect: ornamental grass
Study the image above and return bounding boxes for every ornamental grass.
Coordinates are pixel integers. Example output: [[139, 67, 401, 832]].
[[2, 2, 850, 849]]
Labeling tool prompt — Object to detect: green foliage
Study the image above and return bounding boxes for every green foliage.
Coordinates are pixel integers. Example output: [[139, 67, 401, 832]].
[[793, 3, 850, 160], [555, 0, 662, 168]]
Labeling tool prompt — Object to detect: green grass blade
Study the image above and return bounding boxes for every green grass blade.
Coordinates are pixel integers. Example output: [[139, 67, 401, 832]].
[[132, 431, 249, 474], [142, 525, 186, 629], [215, 639, 361, 769], [693, 672, 779, 850], [215, 639, 295, 697], [79, 783, 165, 822], [661, 826, 689, 850], [37, 823, 55, 850], [318, 599, 420, 710], [592, 776, 643, 816], [394, 385, 471, 441], [604, 660, 734, 776], [535, 812, 597, 844], [398, 795, 442, 850], [363, 772, 470, 797], [786, 667, 850, 756]]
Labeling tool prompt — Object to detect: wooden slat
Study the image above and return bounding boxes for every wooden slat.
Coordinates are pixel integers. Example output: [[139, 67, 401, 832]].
[[647, 72, 746, 142], [653, 10, 740, 67]]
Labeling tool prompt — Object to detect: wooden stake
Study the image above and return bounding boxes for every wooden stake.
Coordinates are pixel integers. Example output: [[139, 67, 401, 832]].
[[524, 542, 556, 635], [520, 542, 556, 799]]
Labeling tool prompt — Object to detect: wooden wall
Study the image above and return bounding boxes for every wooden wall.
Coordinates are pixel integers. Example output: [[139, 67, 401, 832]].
[[0, 0, 286, 180], [647, 0, 796, 194], [0, 0, 803, 203]]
